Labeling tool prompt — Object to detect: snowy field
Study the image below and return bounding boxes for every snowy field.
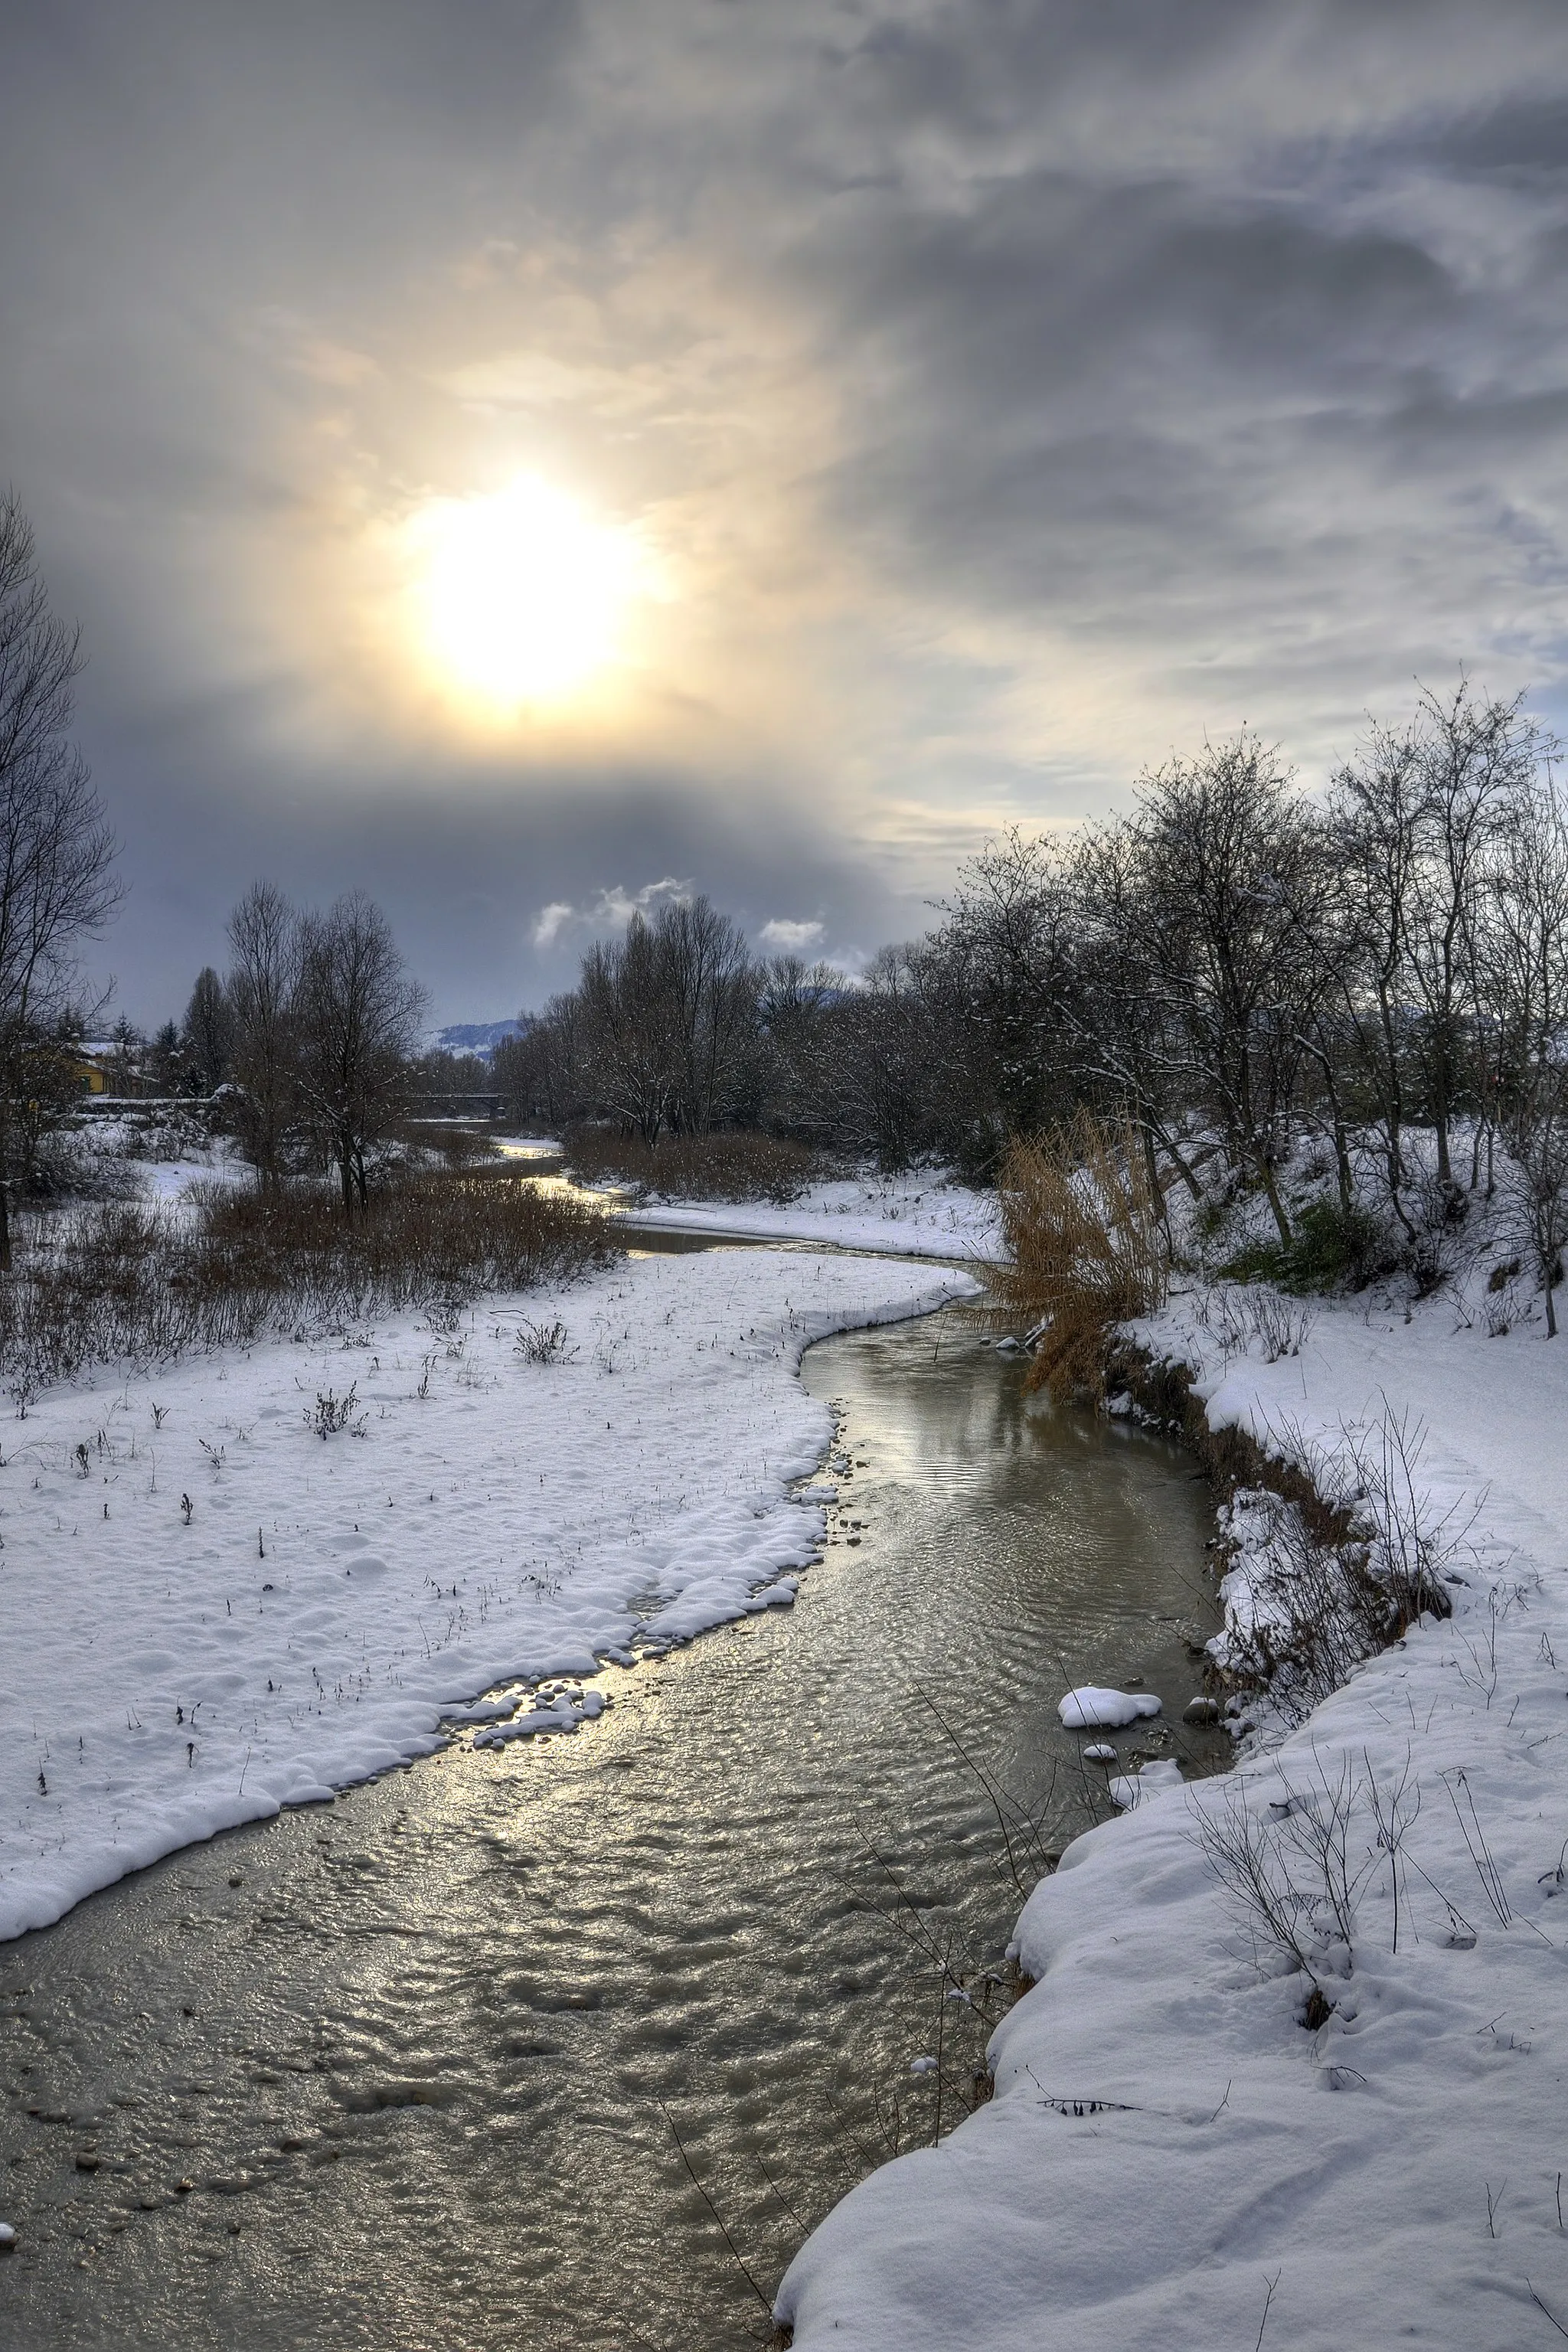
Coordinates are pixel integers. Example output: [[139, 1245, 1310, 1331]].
[[620, 1171, 1002, 1261], [0, 1246, 975, 1942], [780, 1285, 1568, 2350]]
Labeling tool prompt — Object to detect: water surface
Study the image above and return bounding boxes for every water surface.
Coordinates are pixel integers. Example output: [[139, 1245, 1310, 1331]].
[[0, 1303, 1224, 2350]]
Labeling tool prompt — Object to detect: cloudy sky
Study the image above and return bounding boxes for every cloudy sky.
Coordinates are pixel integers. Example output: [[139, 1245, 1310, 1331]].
[[5, 1, 1568, 1025]]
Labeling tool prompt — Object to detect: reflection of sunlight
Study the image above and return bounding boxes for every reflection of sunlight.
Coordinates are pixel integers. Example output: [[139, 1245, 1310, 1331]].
[[407, 477, 643, 710]]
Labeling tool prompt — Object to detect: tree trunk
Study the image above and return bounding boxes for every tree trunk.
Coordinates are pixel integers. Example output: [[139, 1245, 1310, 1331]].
[[1150, 1121, 1205, 1201], [1258, 1148, 1293, 1246], [1432, 1064, 1452, 1187], [1332, 1111, 1354, 1217], [0, 1182, 11, 1276], [1142, 1125, 1173, 1253]]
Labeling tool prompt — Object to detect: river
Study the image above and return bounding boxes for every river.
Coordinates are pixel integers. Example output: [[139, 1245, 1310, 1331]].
[[0, 1285, 1225, 2351]]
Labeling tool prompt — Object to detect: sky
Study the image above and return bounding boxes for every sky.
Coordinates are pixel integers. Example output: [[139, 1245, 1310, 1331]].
[[5, 1, 1568, 1027]]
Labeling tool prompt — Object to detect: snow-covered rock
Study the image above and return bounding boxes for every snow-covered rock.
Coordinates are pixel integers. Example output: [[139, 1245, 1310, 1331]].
[[1057, 1686, 1162, 1730]]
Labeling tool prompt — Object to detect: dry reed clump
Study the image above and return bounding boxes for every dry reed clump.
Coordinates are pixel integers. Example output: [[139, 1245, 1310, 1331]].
[[991, 1112, 1169, 1400], [0, 1174, 617, 1394], [562, 1124, 822, 1204]]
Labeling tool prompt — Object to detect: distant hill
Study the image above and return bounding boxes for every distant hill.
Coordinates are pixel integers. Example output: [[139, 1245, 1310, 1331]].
[[434, 1019, 524, 1060]]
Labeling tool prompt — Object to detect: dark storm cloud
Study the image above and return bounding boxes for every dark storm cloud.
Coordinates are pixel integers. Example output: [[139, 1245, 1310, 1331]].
[[5, 2, 1568, 1020], [83, 731, 909, 1027]]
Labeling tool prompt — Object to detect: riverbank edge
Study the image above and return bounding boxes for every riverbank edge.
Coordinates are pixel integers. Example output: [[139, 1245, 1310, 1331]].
[[776, 1282, 1568, 2347], [0, 1250, 980, 1949]]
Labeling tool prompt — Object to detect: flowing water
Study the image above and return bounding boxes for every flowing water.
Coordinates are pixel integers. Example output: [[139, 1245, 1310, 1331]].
[[0, 1291, 1227, 2351]]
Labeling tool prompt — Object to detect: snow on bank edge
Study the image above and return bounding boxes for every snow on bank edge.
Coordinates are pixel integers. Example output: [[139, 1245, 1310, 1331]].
[[1, 1247, 978, 1944], [779, 1289, 1568, 2349], [621, 1171, 1002, 1262]]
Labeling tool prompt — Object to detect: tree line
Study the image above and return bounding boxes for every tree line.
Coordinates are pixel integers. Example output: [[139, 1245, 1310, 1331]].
[[495, 682, 1568, 1305], [5, 481, 1568, 1302]]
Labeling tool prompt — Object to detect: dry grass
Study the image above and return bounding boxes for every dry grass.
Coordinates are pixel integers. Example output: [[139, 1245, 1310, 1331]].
[[0, 1174, 617, 1396], [562, 1124, 823, 1203], [992, 1111, 1169, 1400]]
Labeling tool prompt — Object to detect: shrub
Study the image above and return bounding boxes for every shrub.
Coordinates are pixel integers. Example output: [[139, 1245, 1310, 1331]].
[[991, 1112, 1168, 1401], [562, 1125, 822, 1204], [1223, 1199, 1392, 1295], [0, 1174, 617, 1392]]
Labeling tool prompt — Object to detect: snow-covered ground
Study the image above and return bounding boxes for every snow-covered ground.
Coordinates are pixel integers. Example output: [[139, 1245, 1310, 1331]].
[[0, 1246, 975, 1942], [620, 1172, 1002, 1261], [779, 1283, 1568, 2349]]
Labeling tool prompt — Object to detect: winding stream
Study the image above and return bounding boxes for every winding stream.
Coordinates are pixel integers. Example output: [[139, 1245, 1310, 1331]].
[[0, 1289, 1226, 2351]]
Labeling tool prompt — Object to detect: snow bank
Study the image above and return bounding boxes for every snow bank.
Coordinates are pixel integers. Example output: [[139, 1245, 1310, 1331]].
[[0, 1246, 975, 1942], [779, 1286, 1568, 2347], [621, 1173, 1002, 1262]]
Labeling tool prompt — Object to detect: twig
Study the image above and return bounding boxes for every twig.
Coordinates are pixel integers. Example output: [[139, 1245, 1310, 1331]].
[[657, 2099, 774, 2318], [1529, 2282, 1568, 2341], [1255, 2269, 1282, 2350], [1444, 1769, 1512, 1926]]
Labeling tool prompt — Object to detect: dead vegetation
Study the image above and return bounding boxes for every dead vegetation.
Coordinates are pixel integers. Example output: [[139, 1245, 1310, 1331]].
[[0, 1174, 617, 1396], [991, 1111, 1169, 1399], [1207, 1413, 1465, 1724], [562, 1123, 824, 1204]]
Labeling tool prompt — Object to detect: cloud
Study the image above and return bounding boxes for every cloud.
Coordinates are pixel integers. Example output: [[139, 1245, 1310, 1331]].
[[757, 916, 825, 953], [530, 876, 691, 951], [531, 900, 576, 949], [9, 0, 1568, 1024]]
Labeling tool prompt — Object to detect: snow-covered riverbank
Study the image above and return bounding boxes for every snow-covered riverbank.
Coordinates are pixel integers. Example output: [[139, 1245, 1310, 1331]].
[[0, 1246, 975, 1942], [619, 1171, 1002, 1261], [779, 1283, 1568, 2350]]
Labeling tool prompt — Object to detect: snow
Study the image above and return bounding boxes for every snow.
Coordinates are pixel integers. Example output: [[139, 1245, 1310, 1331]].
[[1106, 1758, 1183, 1809], [779, 1277, 1568, 2349], [618, 1173, 1002, 1262], [0, 1246, 976, 1942], [1057, 1686, 1162, 1730]]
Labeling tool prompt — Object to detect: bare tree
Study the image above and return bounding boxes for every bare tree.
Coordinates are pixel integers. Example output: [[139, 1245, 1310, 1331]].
[[294, 891, 426, 1213], [1403, 683, 1537, 1190], [494, 997, 581, 1130], [226, 881, 302, 1192], [0, 492, 122, 1266], [1099, 735, 1323, 1241], [577, 916, 682, 1145], [1479, 773, 1568, 1331], [1325, 717, 1425, 1221], [655, 895, 755, 1134]]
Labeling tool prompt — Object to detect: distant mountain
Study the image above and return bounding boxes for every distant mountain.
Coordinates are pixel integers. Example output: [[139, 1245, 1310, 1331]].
[[434, 1019, 524, 1060]]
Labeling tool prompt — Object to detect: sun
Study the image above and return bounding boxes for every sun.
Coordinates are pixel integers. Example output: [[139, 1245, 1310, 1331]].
[[407, 476, 642, 711]]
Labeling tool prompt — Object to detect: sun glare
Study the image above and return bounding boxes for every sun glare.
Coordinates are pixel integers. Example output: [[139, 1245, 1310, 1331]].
[[407, 477, 641, 712]]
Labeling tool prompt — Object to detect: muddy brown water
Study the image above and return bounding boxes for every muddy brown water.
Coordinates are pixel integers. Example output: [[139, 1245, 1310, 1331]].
[[0, 1287, 1227, 2351]]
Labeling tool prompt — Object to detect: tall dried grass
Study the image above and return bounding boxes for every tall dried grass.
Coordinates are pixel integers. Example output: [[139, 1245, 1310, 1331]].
[[992, 1111, 1169, 1400], [0, 1174, 617, 1395]]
